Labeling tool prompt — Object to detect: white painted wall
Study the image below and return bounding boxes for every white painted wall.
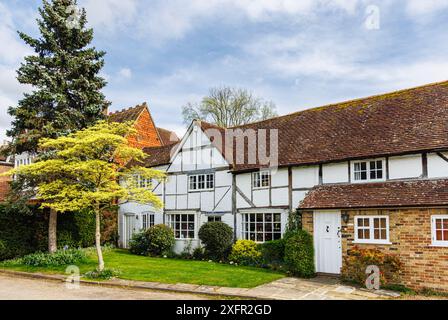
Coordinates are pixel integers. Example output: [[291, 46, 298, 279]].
[[271, 168, 288, 187], [292, 166, 319, 189], [322, 162, 349, 184], [389, 154, 422, 179], [272, 187, 289, 206], [428, 152, 448, 178]]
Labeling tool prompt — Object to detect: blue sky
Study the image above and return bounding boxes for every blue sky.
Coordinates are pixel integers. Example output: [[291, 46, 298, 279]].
[[1, 0, 448, 142]]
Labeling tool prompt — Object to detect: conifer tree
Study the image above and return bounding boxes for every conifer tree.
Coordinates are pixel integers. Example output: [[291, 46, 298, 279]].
[[6, 0, 110, 253], [7, 0, 109, 154]]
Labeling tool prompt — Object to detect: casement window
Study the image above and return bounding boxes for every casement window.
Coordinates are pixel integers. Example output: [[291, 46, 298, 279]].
[[139, 177, 152, 189], [132, 175, 152, 189], [207, 216, 222, 223], [252, 171, 270, 189], [354, 216, 390, 244], [142, 213, 155, 230], [188, 173, 214, 191], [167, 214, 195, 239], [431, 216, 448, 247], [352, 159, 385, 182], [242, 213, 282, 242]]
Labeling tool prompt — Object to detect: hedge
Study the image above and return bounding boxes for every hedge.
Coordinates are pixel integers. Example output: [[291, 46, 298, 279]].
[[0, 204, 118, 261]]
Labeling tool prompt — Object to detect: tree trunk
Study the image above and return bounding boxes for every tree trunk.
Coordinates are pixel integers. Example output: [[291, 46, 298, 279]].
[[48, 208, 58, 253], [95, 208, 105, 272]]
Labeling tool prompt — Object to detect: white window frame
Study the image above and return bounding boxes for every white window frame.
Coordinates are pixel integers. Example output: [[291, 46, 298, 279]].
[[141, 212, 155, 231], [166, 213, 196, 240], [188, 173, 214, 191], [252, 171, 270, 189], [431, 215, 448, 247], [351, 158, 386, 183], [242, 212, 282, 243], [207, 215, 222, 223], [354, 215, 391, 244]]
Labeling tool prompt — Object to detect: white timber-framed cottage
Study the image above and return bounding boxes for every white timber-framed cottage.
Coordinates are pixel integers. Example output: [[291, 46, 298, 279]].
[[118, 81, 448, 292]]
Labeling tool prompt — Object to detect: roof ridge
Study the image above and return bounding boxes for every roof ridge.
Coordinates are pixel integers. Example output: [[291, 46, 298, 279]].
[[229, 80, 448, 129], [108, 102, 147, 116]]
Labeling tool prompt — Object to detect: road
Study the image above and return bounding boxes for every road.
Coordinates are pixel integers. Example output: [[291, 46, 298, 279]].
[[0, 275, 209, 300]]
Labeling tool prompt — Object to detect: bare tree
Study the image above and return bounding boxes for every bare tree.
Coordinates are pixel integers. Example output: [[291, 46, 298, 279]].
[[182, 87, 278, 127]]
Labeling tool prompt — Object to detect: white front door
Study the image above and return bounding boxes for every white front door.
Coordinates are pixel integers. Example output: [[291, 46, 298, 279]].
[[314, 211, 342, 274], [124, 214, 137, 249]]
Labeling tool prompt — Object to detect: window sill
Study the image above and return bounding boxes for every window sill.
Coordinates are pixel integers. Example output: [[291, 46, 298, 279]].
[[430, 243, 448, 248], [352, 241, 392, 245], [252, 187, 270, 190]]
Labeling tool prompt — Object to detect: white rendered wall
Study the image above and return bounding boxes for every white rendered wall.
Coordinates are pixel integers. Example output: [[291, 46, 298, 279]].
[[389, 154, 423, 179], [428, 152, 448, 178], [322, 162, 349, 184]]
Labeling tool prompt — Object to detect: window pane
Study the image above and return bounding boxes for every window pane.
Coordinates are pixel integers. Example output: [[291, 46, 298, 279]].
[[374, 229, 380, 239], [381, 230, 387, 240], [436, 230, 443, 241], [364, 229, 370, 239], [374, 218, 379, 228], [358, 229, 364, 239], [380, 218, 387, 228], [361, 172, 367, 180], [436, 220, 442, 229], [357, 218, 364, 227]]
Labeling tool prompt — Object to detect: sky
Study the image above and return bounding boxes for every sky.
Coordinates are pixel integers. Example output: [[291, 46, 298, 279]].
[[1, 0, 448, 142]]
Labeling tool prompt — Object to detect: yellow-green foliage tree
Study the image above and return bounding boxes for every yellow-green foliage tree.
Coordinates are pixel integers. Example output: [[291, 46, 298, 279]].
[[2, 121, 165, 271]]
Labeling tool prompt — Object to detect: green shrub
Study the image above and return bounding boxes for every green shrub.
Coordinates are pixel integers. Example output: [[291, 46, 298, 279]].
[[284, 230, 315, 278], [19, 249, 87, 267], [192, 247, 206, 260], [129, 225, 175, 257], [0, 205, 116, 261], [341, 246, 403, 287], [146, 224, 175, 256], [129, 232, 150, 256], [261, 239, 286, 265], [229, 240, 262, 266], [84, 268, 121, 280], [198, 222, 234, 260]]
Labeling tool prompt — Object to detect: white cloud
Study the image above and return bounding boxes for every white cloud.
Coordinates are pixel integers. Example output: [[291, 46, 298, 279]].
[[406, 0, 448, 16], [117, 68, 132, 80], [80, 0, 138, 32]]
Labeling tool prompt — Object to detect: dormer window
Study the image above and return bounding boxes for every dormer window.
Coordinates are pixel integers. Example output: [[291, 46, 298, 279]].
[[352, 159, 385, 182]]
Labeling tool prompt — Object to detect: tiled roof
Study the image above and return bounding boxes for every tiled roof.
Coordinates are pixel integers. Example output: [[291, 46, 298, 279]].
[[141, 143, 179, 167], [226, 81, 448, 172], [299, 179, 448, 209], [108, 104, 147, 123], [157, 127, 180, 146]]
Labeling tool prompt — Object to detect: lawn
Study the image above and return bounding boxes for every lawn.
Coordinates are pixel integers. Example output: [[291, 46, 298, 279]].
[[0, 249, 285, 288]]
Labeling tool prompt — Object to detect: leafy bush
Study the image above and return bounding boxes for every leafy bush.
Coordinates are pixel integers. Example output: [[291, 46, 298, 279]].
[[129, 232, 150, 256], [341, 246, 403, 288], [261, 239, 286, 265], [84, 268, 121, 280], [229, 240, 262, 266], [284, 230, 315, 278], [146, 224, 175, 256], [192, 246, 206, 260], [0, 205, 117, 261], [129, 225, 175, 257], [19, 249, 87, 267], [198, 222, 234, 260]]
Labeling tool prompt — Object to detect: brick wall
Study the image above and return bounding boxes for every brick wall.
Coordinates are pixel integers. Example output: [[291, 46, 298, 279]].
[[127, 108, 162, 149], [0, 164, 12, 202], [302, 208, 448, 292]]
